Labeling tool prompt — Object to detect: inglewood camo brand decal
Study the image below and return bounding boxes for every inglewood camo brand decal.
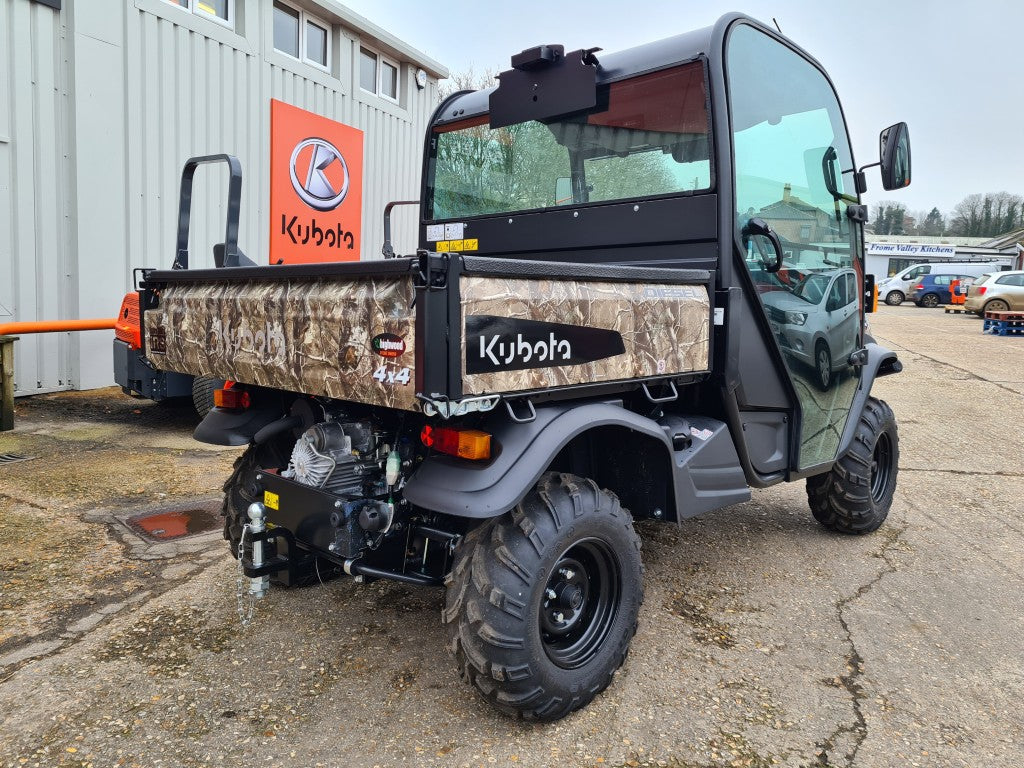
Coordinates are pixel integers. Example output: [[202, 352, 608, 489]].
[[465, 316, 625, 374], [371, 333, 406, 359], [460, 276, 710, 395]]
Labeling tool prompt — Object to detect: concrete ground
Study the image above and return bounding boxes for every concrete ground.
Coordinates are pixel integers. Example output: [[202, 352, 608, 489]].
[[0, 305, 1021, 768]]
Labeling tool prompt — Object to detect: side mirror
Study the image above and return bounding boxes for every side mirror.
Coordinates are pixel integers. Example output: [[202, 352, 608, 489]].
[[742, 217, 783, 273], [879, 122, 911, 190]]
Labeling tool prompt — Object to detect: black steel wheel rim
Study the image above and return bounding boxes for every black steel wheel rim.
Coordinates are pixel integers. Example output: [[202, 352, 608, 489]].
[[540, 538, 621, 670], [870, 431, 894, 504]]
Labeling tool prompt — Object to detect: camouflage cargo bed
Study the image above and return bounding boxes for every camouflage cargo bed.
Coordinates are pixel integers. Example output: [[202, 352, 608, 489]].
[[141, 255, 712, 414]]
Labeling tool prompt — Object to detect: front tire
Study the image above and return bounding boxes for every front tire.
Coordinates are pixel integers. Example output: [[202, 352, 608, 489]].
[[884, 290, 904, 306], [444, 473, 643, 720], [806, 397, 898, 534], [814, 340, 832, 391]]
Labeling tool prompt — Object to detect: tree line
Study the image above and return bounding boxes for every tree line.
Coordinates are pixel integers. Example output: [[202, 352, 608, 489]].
[[872, 192, 1024, 238]]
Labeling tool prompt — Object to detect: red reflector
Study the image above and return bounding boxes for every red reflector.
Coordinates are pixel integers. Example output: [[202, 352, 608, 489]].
[[978, 286, 987, 295], [214, 387, 250, 410], [420, 425, 491, 460]]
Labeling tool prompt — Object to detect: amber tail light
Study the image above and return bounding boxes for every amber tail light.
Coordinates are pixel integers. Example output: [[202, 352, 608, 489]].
[[420, 425, 491, 460]]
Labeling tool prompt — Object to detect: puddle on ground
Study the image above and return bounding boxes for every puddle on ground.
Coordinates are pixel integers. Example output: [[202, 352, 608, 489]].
[[126, 505, 220, 542]]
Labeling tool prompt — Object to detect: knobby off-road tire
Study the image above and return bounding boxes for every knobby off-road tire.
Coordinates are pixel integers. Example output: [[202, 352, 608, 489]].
[[191, 375, 224, 418], [444, 472, 644, 721], [221, 441, 322, 586], [806, 397, 898, 534]]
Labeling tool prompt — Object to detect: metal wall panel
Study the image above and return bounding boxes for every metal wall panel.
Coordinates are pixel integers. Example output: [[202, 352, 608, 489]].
[[3, 0, 443, 394], [0, 0, 73, 395]]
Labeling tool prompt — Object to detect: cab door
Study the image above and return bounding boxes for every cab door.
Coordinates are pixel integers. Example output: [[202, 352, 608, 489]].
[[726, 22, 864, 471]]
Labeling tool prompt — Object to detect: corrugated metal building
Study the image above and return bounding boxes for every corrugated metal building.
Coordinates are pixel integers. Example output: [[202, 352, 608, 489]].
[[0, 0, 447, 395]]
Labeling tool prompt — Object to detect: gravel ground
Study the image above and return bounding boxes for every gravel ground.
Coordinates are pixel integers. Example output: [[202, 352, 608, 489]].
[[0, 305, 1021, 768]]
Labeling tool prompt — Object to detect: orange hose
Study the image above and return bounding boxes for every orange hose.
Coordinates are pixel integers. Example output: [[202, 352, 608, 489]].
[[0, 318, 116, 335]]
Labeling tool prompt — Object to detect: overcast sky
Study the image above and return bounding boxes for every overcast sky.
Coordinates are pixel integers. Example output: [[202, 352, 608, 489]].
[[343, 0, 1023, 219]]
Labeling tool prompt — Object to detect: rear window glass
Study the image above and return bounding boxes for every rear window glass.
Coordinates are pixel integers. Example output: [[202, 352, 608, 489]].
[[428, 62, 712, 220]]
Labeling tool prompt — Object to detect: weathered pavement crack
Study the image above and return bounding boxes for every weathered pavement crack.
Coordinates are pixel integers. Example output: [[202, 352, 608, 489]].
[[874, 336, 1024, 397], [900, 467, 1024, 478], [0, 550, 224, 683], [814, 523, 908, 768], [0, 491, 46, 510]]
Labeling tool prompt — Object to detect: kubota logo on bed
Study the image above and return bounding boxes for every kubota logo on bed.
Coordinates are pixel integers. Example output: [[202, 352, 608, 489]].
[[270, 100, 363, 265], [465, 316, 625, 374]]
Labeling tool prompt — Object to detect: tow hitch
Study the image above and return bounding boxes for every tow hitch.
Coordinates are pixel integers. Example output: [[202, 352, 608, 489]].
[[235, 501, 316, 625]]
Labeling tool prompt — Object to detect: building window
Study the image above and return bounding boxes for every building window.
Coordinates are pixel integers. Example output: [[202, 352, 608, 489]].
[[273, 1, 331, 71], [360, 46, 400, 101], [163, 0, 233, 28]]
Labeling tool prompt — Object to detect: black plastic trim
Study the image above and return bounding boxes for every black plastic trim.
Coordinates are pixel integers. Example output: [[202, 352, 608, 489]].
[[146, 258, 417, 285], [460, 255, 709, 284], [193, 406, 282, 446]]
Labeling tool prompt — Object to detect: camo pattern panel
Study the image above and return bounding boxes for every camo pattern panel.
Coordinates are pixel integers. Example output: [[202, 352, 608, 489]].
[[460, 276, 710, 395], [144, 277, 418, 411]]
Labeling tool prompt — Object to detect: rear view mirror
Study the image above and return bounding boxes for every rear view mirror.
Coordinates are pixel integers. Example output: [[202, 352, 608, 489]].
[[879, 122, 911, 190]]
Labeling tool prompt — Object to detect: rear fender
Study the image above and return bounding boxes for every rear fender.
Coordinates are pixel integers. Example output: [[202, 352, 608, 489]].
[[403, 402, 675, 519], [193, 406, 281, 446]]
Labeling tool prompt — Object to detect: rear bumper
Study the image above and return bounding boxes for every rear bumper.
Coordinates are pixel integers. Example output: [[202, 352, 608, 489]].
[[113, 340, 193, 401]]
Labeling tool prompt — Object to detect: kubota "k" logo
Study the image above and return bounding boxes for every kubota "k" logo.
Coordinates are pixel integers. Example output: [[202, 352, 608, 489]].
[[289, 137, 350, 211]]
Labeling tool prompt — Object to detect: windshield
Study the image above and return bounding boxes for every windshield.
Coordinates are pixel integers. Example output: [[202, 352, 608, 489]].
[[794, 273, 830, 303], [427, 62, 712, 220]]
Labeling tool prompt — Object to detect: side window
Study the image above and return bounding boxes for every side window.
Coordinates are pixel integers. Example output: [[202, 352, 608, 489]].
[[844, 273, 858, 307], [933, 276, 949, 286], [921, 265, 932, 275], [905, 266, 924, 279], [827, 277, 844, 310], [997, 274, 1023, 286]]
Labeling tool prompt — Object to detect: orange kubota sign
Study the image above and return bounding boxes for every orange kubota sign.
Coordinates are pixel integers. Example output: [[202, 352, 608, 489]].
[[270, 99, 364, 264]]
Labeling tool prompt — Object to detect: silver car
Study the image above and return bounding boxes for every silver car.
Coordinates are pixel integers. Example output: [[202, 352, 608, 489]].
[[762, 268, 860, 390], [964, 270, 1024, 315]]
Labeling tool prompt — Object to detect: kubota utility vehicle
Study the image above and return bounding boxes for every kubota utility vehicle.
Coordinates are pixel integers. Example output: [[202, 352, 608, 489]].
[[128, 14, 911, 720]]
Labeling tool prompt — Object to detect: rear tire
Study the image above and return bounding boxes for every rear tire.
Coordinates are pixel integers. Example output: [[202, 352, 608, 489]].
[[919, 293, 939, 308], [884, 290, 904, 306], [807, 397, 898, 534], [192, 375, 224, 418], [983, 298, 1010, 314], [444, 473, 643, 720], [222, 441, 325, 586]]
